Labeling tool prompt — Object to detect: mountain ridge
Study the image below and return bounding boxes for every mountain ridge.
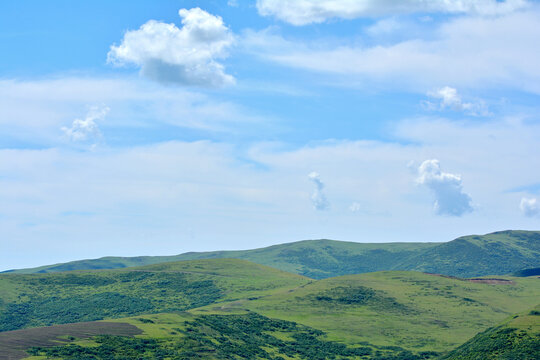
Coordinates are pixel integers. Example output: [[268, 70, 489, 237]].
[[4, 230, 540, 279]]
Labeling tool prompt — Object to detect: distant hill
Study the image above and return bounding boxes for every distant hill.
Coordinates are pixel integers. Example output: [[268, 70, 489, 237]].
[[442, 305, 540, 359], [396, 230, 540, 278], [4, 230, 540, 279]]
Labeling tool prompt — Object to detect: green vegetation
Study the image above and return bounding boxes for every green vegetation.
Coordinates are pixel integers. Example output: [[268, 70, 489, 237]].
[[442, 305, 540, 359], [208, 271, 540, 352], [398, 230, 540, 278], [0, 238, 538, 359], [27, 313, 439, 359], [0, 259, 309, 332], [513, 267, 540, 277], [6, 230, 539, 279]]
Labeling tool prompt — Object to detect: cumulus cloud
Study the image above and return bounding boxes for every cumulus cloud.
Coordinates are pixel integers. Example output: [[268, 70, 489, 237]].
[[108, 8, 235, 87], [308, 171, 330, 210], [256, 0, 528, 25], [61, 106, 109, 142], [416, 159, 473, 216], [424, 86, 489, 116], [520, 197, 540, 217]]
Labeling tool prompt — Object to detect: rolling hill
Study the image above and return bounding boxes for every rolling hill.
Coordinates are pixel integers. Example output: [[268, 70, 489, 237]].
[[5, 230, 540, 279], [0, 259, 309, 332], [1, 258, 539, 358]]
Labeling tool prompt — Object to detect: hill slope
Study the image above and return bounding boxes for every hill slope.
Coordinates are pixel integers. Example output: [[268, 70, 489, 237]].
[[442, 305, 540, 359], [4, 230, 540, 279], [226, 271, 540, 353], [7, 270, 540, 359], [397, 230, 540, 278], [0, 259, 309, 332], [3, 239, 439, 278]]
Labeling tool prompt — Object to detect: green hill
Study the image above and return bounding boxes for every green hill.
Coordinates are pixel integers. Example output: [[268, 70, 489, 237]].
[[3, 239, 439, 278], [397, 230, 540, 278], [7, 268, 539, 359], [6, 230, 540, 279], [0, 259, 309, 332], [442, 305, 540, 359], [220, 271, 540, 353]]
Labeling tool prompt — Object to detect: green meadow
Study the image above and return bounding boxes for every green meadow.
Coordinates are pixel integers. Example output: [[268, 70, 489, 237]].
[[1, 231, 539, 359]]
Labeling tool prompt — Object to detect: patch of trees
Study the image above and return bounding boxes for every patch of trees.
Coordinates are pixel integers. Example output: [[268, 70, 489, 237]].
[[306, 286, 413, 314], [28, 313, 440, 359], [0, 293, 153, 331], [0, 271, 223, 332], [442, 326, 540, 359]]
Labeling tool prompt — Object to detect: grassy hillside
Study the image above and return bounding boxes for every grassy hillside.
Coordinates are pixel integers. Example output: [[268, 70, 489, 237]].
[[3, 239, 439, 278], [397, 230, 540, 277], [24, 312, 440, 360], [6, 230, 539, 279], [11, 270, 540, 359], [0, 259, 309, 332], [203, 271, 540, 353], [442, 305, 540, 359]]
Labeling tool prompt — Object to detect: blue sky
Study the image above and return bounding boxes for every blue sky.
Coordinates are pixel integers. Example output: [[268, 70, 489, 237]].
[[1, 0, 540, 270]]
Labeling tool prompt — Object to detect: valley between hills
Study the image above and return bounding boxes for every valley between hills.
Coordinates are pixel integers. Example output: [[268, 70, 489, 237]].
[[0, 230, 538, 359]]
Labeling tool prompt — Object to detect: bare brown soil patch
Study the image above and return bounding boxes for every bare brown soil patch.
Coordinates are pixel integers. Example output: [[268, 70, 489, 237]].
[[0, 321, 142, 360], [466, 278, 515, 285], [425, 273, 515, 285]]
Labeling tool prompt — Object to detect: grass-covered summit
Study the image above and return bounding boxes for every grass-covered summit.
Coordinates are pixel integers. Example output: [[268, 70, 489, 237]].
[[6, 230, 540, 279]]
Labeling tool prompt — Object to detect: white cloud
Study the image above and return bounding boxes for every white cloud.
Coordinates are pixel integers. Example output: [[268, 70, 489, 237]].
[[3, 116, 540, 270], [227, 0, 239, 7], [108, 8, 235, 87], [366, 17, 403, 36], [349, 202, 362, 212], [256, 0, 528, 25], [520, 197, 540, 217], [0, 77, 260, 146], [247, 9, 540, 93], [61, 106, 109, 143], [424, 86, 489, 116], [308, 171, 330, 210], [416, 159, 473, 216]]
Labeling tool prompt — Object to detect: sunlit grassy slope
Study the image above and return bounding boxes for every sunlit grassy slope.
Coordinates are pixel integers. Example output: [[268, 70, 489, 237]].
[[18, 270, 540, 359], [442, 305, 540, 359], [4, 239, 438, 278], [397, 230, 540, 277], [195, 271, 540, 353], [0, 259, 310, 332], [6, 230, 540, 279]]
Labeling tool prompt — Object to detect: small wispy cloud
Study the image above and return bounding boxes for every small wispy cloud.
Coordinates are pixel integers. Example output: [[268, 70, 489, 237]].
[[256, 0, 528, 26], [424, 86, 490, 116], [61, 106, 109, 143], [520, 197, 539, 217], [416, 159, 473, 216], [349, 202, 362, 212], [308, 171, 330, 211]]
